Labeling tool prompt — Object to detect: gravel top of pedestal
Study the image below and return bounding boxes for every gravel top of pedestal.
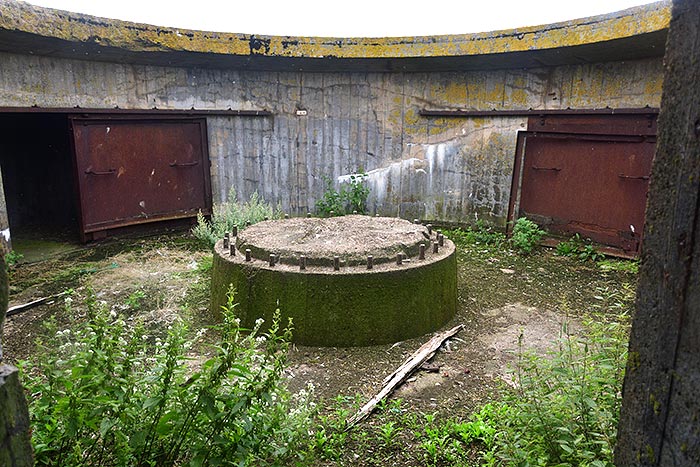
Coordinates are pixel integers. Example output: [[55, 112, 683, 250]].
[[236, 215, 431, 266]]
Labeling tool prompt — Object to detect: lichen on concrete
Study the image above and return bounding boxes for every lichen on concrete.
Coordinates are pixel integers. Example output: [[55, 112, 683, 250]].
[[0, 0, 669, 60]]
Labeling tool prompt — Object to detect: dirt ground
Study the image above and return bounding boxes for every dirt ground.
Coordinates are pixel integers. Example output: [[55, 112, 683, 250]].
[[2, 230, 636, 424]]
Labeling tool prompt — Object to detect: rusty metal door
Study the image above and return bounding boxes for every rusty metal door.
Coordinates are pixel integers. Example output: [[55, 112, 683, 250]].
[[514, 132, 654, 254], [71, 118, 211, 240]]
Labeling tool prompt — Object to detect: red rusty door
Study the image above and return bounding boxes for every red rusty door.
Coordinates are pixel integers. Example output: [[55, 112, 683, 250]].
[[514, 132, 654, 254], [71, 118, 212, 240]]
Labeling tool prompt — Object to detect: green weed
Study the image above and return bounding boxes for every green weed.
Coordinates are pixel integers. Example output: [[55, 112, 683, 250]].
[[21, 288, 314, 467], [5, 249, 23, 267], [124, 289, 146, 311], [315, 173, 370, 216], [557, 234, 605, 262], [446, 220, 507, 248], [192, 190, 281, 247], [476, 319, 629, 466], [510, 217, 546, 254], [598, 258, 639, 274]]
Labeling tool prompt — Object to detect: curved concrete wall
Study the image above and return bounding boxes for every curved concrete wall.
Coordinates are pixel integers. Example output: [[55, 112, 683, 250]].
[[0, 0, 669, 226]]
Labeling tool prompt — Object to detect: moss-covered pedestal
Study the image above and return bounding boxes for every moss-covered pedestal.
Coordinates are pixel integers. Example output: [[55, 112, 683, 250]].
[[210, 216, 457, 347]]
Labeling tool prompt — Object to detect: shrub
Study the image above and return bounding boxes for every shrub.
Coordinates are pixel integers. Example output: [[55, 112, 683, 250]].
[[510, 217, 546, 254], [21, 288, 314, 467], [478, 319, 629, 466], [192, 190, 281, 247], [315, 173, 370, 216]]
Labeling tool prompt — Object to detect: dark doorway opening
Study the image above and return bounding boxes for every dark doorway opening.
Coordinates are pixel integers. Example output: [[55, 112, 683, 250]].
[[0, 113, 79, 246]]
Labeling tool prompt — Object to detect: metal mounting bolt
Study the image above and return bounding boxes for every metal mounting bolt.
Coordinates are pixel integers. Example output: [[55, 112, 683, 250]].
[[245, 249, 252, 262]]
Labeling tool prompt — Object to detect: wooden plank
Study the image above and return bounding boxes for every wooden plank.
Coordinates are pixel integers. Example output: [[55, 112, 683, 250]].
[[345, 325, 463, 429]]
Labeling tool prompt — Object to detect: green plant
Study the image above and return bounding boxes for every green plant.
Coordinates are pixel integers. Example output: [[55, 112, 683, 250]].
[[598, 258, 639, 273], [343, 173, 371, 214], [315, 176, 346, 217], [21, 288, 314, 467], [124, 289, 146, 311], [315, 173, 370, 216], [378, 421, 402, 448], [557, 234, 605, 262], [447, 221, 507, 248], [417, 412, 473, 466], [5, 249, 23, 267], [477, 319, 629, 466], [192, 190, 281, 247], [510, 217, 546, 254]]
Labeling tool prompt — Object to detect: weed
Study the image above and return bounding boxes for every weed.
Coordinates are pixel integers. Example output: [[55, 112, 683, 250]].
[[557, 234, 605, 262], [477, 319, 629, 466], [21, 288, 315, 466], [124, 289, 146, 311], [598, 258, 639, 274], [510, 217, 546, 254], [315, 176, 346, 216], [417, 412, 474, 466], [5, 249, 23, 267], [591, 283, 636, 318], [378, 421, 402, 448], [343, 173, 371, 214], [447, 221, 506, 248], [192, 190, 281, 247], [315, 173, 370, 216]]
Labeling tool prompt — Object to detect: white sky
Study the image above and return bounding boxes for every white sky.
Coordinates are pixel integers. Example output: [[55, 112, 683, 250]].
[[23, 0, 658, 37]]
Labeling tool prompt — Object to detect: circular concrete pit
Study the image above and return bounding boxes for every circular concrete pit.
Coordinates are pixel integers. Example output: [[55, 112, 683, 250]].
[[210, 215, 457, 346]]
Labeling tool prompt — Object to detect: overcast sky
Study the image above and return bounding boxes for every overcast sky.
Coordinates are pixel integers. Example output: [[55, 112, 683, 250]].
[[23, 0, 658, 37]]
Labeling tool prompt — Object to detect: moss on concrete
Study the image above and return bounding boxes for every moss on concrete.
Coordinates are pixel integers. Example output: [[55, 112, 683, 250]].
[[211, 241, 457, 347]]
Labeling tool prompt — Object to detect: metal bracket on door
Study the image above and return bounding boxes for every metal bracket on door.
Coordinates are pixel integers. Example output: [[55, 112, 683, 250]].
[[531, 166, 561, 171], [85, 168, 116, 175], [169, 161, 199, 167], [618, 174, 650, 180]]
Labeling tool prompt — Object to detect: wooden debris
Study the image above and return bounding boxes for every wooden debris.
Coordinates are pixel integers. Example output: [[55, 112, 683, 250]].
[[345, 324, 464, 429], [420, 362, 442, 372], [6, 291, 67, 317]]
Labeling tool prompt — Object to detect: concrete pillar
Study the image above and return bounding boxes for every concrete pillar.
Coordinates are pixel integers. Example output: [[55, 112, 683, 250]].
[[0, 249, 32, 465], [616, 0, 700, 464]]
